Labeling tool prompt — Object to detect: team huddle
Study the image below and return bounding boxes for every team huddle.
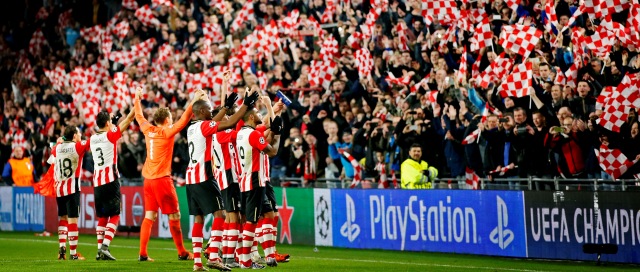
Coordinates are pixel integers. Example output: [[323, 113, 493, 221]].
[[48, 72, 288, 270]]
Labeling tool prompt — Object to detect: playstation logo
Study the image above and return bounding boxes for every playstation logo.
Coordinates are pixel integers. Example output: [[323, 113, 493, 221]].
[[490, 196, 514, 250], [340, 194, 360, 242]]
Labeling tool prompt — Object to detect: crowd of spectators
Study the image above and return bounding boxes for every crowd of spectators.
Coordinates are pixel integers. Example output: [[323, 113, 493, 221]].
[[2, 0, 640, 189]]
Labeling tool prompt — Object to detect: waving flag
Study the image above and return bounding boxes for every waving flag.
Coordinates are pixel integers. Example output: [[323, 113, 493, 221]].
[[499, 25, 543, 57], [499, 62, 533, 98], [595, 145, 637, 179]]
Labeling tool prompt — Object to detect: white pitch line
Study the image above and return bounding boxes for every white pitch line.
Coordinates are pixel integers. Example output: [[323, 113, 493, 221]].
[[0, 237, 552, 272]]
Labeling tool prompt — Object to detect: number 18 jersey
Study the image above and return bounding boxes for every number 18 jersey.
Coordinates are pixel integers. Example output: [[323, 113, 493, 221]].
[[48, 141, 90, 197], [90, 127, 122, 187]]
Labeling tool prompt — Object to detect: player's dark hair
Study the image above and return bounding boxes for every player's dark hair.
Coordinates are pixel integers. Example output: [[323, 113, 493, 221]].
[[410, 143, 422, 149], [63, 126, 77, 141], [211, 106, 224, 117], [153, 107, 171, 125], [96, 111, 111, 129]]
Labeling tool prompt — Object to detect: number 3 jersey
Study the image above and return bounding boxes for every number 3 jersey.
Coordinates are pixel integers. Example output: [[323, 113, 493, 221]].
[[89, 126, 122, 187], [186, 120, 220, 185], [48, 141, 91, 197], [236, 127, 270, 192]]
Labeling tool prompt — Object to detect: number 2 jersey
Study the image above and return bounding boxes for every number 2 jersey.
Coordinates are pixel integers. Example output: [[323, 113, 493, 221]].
[[89, 127, 122, 187], [47, 141, 91, 197], [185, 120, 220, 184], [236, 126, 270, 192], [212, 128, 241, 190]]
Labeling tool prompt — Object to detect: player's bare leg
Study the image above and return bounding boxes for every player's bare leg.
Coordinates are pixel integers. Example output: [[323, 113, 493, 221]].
[[138, 211, 156, 262]]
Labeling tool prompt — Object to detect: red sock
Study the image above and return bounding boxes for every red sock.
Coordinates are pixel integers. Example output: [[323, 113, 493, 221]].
[[208, 217, 224, 261], [139, 218, 153, 257], [68, 223, 78, 255], [240, 223, 256, 267], [96, 217, 108, 249], [58, 219, 68, 248], [192, 222, 204, 267], [169, 219, 188, 256], [103, 215, 119, 247], [221, 222, 229, 258], [225, 222, 240, 259]]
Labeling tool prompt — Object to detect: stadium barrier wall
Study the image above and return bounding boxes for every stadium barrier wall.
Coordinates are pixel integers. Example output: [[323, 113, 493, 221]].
[[0, 187, 44, 232], [269, 188, 640, 263]]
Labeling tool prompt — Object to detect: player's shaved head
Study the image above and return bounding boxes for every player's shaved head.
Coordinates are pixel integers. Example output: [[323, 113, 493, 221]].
[[96, 111, 111, 129], [153, 107, 171, 125], [192, 99, 213, 120], [243, 108, 256, 122]]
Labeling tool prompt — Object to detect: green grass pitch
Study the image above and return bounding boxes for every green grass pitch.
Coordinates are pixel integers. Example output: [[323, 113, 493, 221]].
[[0, 232, 636, 271]]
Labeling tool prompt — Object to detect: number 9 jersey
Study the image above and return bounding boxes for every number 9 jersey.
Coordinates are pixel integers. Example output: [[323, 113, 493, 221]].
[[47, 141, 91, 197], [236, 127, 269, 192], [90, 126, 122, 187]]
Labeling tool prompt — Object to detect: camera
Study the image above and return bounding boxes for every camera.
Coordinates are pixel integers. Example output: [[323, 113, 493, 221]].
[[516, 126, 527, 135], [499, 118, 509, 123]]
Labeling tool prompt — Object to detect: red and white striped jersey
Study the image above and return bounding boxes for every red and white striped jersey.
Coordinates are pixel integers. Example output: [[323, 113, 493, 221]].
[[90, 126, 122, 187], [236, 127, 269, 192], [213, 129, 241, 190], [48, 141, 90, 197], [185, 120, 219, 185]]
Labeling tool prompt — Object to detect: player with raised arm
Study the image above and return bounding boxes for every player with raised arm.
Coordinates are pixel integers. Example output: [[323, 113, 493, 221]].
[[50, 126, 91, 261], [186, 86, 259, 271], [236, 96, 284, 269], [90, 109, 135, 261], [134, 87, 205, 262]]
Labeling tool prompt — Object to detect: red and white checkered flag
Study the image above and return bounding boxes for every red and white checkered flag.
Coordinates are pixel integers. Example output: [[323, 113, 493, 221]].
[[257, 70, 269, 91], [152, 0, 174, 8], [109, 38, 156, 67], [321, 0, 337, 23], [112, 21, 130, 40], [504, 0, 520, 11], [545, 0, 558, 30], [44, 65, 69, 91], [583, 26, 614, 58], [554, 66, 566, 86], [155, 43, 173, 64], [473, 17, 493, 51], [597, 92, 629, 132], [601, 16, 640, 48], [81, 99, 100, 128], [465, 167, 480, 190], [122, 0, 139, 10], [339, 150, 363, 189], [355, 48, 373, 79], [627, 4, 640, 34], [617, 74, 640, 108], [499, 25, 543, 58], [396, 21, 410, 51], [456, 47, 468, 84], [585, 0, 630, 19], [29, 29, 48, 56], [202, 22, 225, 43], [481, 102, 502, 123], [258, 20, 281, 56], [308, 60, 337, 90], [462, 128, 481, 145], [18, 55, 37, 82], [281, 9, 300, 36], [105, 72, 132, 113], [491, 53, 515, 82], [385, 72, 412, 86], [230, 3, 254, 33], [347, 31, 363, 49], [375, 162, 389, 189], [319, 36, 339, 62], [58, 9, 72, 30], [87, 58, 110, 84], [80, 25, 102, 44], [422, 0, 457, 17], [499, 62, 533, 98], [135, 5, 160, 27], [594, 145, 638, 179], [209, 0, 226, 13], [565, 60, 580, 88]]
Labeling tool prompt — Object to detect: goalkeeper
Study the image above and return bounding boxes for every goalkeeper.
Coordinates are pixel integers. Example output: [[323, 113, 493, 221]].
[[400, 144, 438, 189]]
